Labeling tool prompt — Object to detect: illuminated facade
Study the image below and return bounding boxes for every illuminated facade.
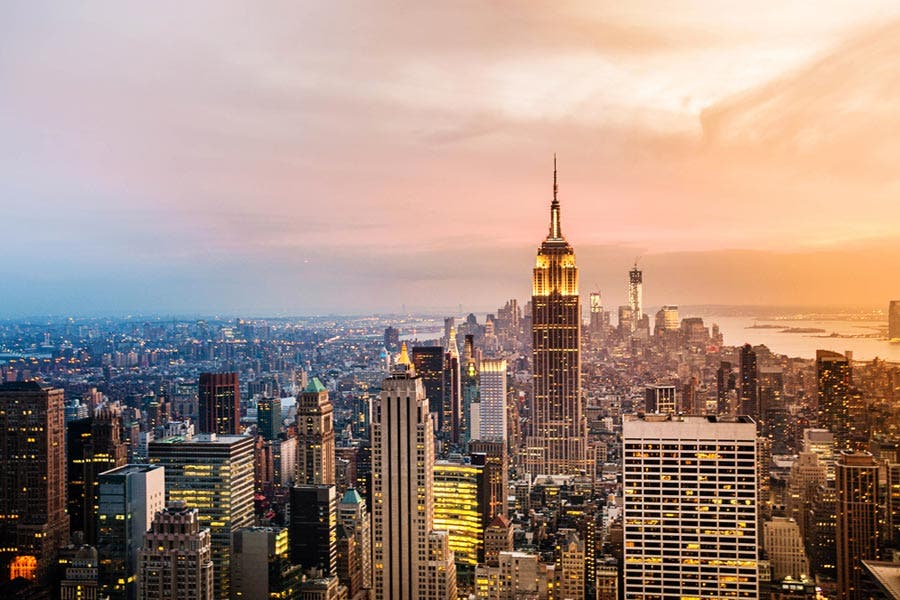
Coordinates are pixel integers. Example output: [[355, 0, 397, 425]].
[[148, 433, 255, 600], [97, 464, 166, 600], [371, 353, 456, 600], [434, 460, 485, 570], [0, 382, 69, 580], [469, 440, 508, 524], [198, 372, 240, 435], [622, 414, 759, 599], [138, 502, 213, 600], [528, 158, 588, 477], [296, 377, 336, 485], [477, 359, 507, 441]]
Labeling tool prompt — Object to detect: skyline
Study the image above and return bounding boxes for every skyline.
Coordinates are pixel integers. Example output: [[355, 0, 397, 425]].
[[4, 2, 900, 316]]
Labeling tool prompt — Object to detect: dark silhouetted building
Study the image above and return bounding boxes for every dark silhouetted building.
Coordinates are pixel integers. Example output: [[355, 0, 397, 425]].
[[739, 344, 758, 421], [890, 301, 900, 341], [289, 484, 337, 575], [383, 327, 400, 352], [198, 372, 240, 435], [257, 397, 282, 441], [836, 451, 880, 600], [411, 346, 444, 430], [0, 382, 69, 581], [817, 350, 853, 451]]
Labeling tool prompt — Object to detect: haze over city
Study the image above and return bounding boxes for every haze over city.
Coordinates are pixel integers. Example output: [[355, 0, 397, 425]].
[[4, 2, 900, 315]]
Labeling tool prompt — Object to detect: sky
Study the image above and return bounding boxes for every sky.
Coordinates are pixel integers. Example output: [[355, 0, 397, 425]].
[[2, 1, 900, 316]]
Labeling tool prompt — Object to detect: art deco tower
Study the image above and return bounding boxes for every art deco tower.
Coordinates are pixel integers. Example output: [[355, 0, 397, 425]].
[[526, 158, 588, 476], [296, 377, 336, 485]]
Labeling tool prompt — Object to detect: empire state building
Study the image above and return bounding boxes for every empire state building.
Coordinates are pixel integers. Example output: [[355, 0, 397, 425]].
[[526, 158, 589, 476]]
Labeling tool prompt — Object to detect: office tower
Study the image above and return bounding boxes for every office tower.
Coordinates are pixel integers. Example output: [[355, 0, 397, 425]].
[[148, 433, 255, 600], [759, 367, 784, 424], [337, 489, 372, 595], [804, 428, 837, 481], [371, 355, 456, 600], [763, 517, 810, 581], [885, 463, 900, 550], [806, 483, 837, 580], [462, 335, 479, 443], [835, 451, 880, 600], [483, 515, 513, 565], [644, 384, 677, 414], [434, 459, 485, 581], [444, 329, 463, 444], [296, 377, 336, 485], [528, 159, 588, 476], [198, 372, 240, 435], [289, 484, 337, 575], [68, 407, 129, 545], [0, 382, 69, 580], [817, 350, 853, 451], [412, 346, 445, 430], [785, 452, 827, 538], [739, 344, 759, 420], [138, 502, 213, 600], [556, 532, 585, 600], [274, 436, 297, 486], [474, 551, 541, 600], [97, 464, 166, 600], [257, 396, 282, 441], [596, 558, 619, 600], [628, 263, 642, 323], [890, 301, 900, 340], [58, 545, 99, 600], [383, 326, 400, 352], [232, 527, 302, 600], [717, 361, 735, 415], [654, 305, 679, 334], [477, 359, 507, 441], [622, 414, 758, 599], [469, 440, 508, 523]]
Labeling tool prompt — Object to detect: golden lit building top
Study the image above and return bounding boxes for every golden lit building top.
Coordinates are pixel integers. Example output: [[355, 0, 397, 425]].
[[533, 155, 578, 297]]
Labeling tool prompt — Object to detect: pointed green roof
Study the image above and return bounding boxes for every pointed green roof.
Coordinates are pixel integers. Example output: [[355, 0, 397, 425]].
[[341, 488, 363, 505], [305, 377, 326, 393]]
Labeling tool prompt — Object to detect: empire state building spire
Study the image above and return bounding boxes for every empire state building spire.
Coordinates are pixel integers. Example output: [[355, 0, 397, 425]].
[[549, 153, 562, 239]]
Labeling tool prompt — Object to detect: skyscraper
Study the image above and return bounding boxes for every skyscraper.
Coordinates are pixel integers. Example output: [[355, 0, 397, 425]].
[[628, 263, 642, 324], [411, 346, 445, 430], [717, 361, 735, 415], [434, 459, 485, 588], [256, 396, 282, 441], [527, 158, 588, 477], [835, 451, 879, 600], [739, 344, 759, 421], [198, 372, 240, 435], [337, 488, 372, 595], [371, 353, 456, 600], [296, 377, 336, 485], [232, 527, 302, 600], [138, 502, 213, 600], [0, 382, 69, 580], [444, 328, 462, 444], [889, 300, 900, 341], [469, 440, 508, 524], [97, 464, 166, 600], [148, 433, 255, 600], [289, 484, 337, 575], [817, 350, 853, 451], [477, 359, 507, 441], [622, 414, 758, 599]]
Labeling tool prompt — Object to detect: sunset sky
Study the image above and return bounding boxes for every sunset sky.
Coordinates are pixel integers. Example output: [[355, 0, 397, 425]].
[[3, 2, 900, 316]]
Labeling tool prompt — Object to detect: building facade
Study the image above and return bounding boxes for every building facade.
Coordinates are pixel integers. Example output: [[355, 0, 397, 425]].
[[296, 378, 336, 485], [371, 355, 456, 600], [137, 502, 213, 600], [622, 414, 758, 599]]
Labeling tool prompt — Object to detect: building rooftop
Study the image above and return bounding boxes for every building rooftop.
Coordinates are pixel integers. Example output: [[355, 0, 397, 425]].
[[305, 377, 327, 393], [862, 560, 900, 599]]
